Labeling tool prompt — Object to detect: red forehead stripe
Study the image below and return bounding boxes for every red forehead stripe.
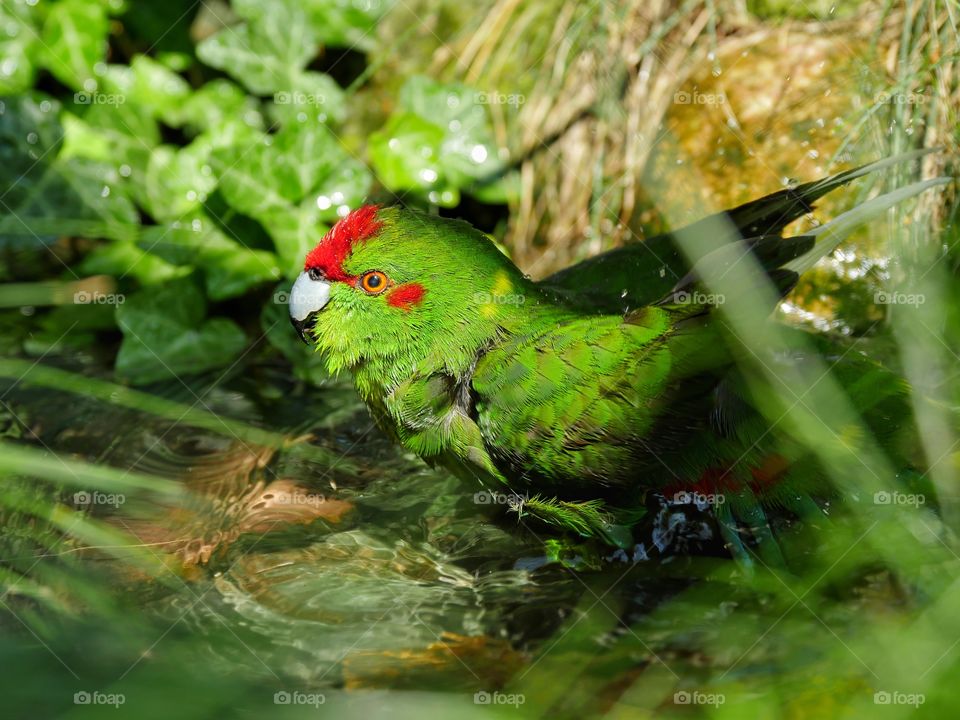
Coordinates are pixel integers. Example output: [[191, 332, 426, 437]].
[[304, 204, 384, 281]]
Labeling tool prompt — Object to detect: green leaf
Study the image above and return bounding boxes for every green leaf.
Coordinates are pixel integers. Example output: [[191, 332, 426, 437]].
[[195, 2, 317, 95], [129, 55, 192, 126], [301, 0, 389, 51], [56, 157, 139, 227], [116, 277, 247, 384], [0, 158, 138, 245], [138, 217, 281, 300], [143, 143, 217, 221], [368, 112, 448, 191], [269, 71, 346, 127], [212, 123, 371, 275], [368, 77, 500, 205], [212, 138, 291, 218], [260, 202, 327, 278], [0, 1, 41, 94], [180, 79, 263, 135], [0, 93, 64, 160], [78, 240, 187, 286], [41, 0, 109, 92], [399, 76, 499, 185]]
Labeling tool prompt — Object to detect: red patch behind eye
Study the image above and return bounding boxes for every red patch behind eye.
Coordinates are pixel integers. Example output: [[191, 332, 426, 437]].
[[303, 204, 384, 281], [387, 283, 426, 310]]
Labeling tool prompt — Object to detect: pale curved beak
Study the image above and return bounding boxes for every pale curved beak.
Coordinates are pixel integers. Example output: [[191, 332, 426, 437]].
[[289, 271, 331, 344]]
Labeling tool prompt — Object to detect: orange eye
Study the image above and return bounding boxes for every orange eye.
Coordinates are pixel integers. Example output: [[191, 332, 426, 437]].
[[359, 271, 389, 295]]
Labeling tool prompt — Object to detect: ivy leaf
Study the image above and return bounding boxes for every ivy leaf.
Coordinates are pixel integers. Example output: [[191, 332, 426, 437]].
[[260, 202, 326, 279], [138, 217, 281, 300], [116, 277, 247, 384], [143, 143, 218, 221], [196, 2, 317, 95], [56, 157, 139, 227], [0, 1, 41, 94], [128, 55, 192, 126], [78, 240, 188, 286], [0, 93, 64, 161], [213, 123, 371, 275], [301, 0, 389, 51], [41, 0, 109, 92], [369, 112, 443, 190], [368, 77, 500, 205], [269, 71, 346, 127], [180, 79, 263, 136]]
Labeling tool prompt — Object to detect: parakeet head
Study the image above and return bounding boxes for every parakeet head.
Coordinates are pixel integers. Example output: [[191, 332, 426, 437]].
[[290, 205, 537, 390]]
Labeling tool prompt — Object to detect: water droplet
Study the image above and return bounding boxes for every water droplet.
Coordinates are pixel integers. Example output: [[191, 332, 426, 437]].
[[331, 191, 344, 204], [186, 190, 197, 201], [388, 138, 399, 150], [82, 78, 97, 93], [470, 145, 488, 163], [0, 59, 17, 77], [316, 196, 332, 211], [100, 185, 110, 197], [420, 168, 438, 183], [191, 218, 202, 231], [336, 204, 350, 218], [119, 164, 132, 177], [25, 132, 37, 145]]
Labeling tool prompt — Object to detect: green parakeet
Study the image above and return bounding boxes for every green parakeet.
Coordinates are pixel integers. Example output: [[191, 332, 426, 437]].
[[288, 152, 947, 555]]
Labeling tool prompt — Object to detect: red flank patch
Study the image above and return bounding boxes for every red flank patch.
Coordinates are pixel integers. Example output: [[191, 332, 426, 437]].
[[304, 205, 384, 281], [387, 283, 426, 310]]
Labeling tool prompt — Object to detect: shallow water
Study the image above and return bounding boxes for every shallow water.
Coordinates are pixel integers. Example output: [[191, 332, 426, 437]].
[[4, 353, 949, 719]]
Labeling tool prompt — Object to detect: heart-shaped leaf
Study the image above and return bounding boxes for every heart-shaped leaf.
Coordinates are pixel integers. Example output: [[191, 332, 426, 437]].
[[116, 277, 247, 384]]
